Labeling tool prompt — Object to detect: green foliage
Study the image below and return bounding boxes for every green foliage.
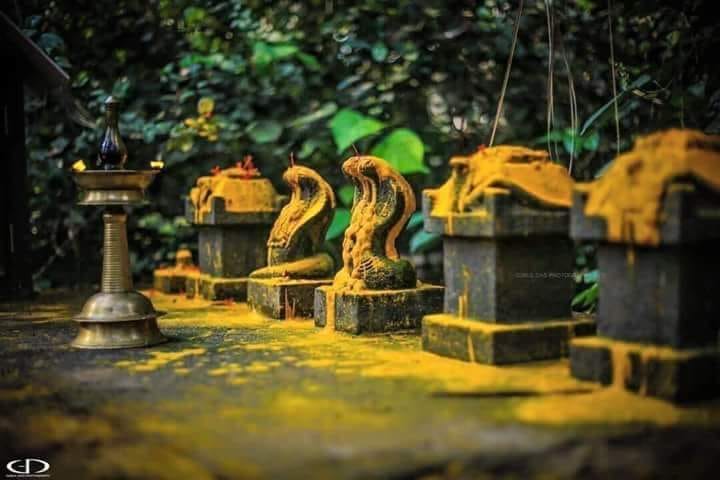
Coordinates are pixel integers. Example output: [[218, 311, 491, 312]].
[[337, 185, 355, 207], [326, 208, 351, 241], [371, 128, 428, 174], [409, 230, 442, 254], [329, 108, 386, 153], [572, 282, 599, 312], [18, 0, 720, 287]]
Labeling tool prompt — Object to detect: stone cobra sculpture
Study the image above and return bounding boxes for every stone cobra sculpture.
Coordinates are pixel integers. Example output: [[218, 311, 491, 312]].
[[334, 155, 417, 291], [250, 165, 335, 279]]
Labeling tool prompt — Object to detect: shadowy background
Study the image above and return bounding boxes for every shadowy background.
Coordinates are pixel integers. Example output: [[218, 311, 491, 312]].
[[11, 0, 720, 310]]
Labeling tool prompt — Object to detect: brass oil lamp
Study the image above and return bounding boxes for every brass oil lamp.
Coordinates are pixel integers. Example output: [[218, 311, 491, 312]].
[[70, 96, 166, 348]]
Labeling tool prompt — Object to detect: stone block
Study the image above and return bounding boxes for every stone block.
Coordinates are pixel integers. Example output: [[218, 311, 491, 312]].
[[314, 285, 444, 334], [423, 191, 569, 238], [153, 268, 193, 294], [198, 226, 271, 279], [248, 278, 331, 319], [570, 336, 720, 403], [596, 243, 720, 348], [185, 273, 247, 301], [422, 314, 595, 365], [442, 236, 573, 323]]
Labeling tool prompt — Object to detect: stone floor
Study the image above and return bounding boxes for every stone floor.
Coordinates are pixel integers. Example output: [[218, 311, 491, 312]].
[[1, 290, 719, 479]]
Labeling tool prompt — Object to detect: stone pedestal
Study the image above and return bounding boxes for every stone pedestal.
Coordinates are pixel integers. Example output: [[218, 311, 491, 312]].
[[186, 194, 280, 301], [153, 249, 197, 294], [249, 278, 332, 319], [570, 184, 720, 402], [421, 192, 594, 364], [314, 284, 444, 334]]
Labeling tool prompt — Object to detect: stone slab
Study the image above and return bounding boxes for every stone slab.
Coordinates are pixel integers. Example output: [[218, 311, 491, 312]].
[[571, 182, 720, 245], [248, 278, 332, 319], [4, 291, 720, 479], [422, 191, 569, 238], [153, 268, 196, 294], [570, 336, 720, 403], [314, 284, 444, 334], [185, 196, 279, 226], [422, 314, 596, 365], [185, 273, 248, 301]]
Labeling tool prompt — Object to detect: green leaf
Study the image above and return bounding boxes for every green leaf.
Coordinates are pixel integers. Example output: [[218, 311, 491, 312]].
[[406, 212, 425, 231], [270, 43, 299, 60], [582, 269, 598, 283], [410, 230, 441, 254], [251, 42, 274, 68], [582, 131, 600, 152], [329, 108, 386, 153], [252, 41, 299, 69], [38, 33, 64, 53], [572, 282, 599, 309], [247, 120, 283, 143], [370, 128, 428, 174], [338, 185, 355, 207], [183, 7, 207, 26], [297, 139, 320, 159], [580, 74, 652, 135], [297, 52, 321, 71], [371, 42, 389, 62], [326, 208, 351, 240], [289, 102, 338, 128]]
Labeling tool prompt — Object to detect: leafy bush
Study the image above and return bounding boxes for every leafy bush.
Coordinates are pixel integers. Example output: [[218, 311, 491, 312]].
[[16, 0, 720, 295]]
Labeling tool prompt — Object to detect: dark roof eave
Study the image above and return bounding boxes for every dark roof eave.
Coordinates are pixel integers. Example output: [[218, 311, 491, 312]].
[[0, 11, 70, 93]]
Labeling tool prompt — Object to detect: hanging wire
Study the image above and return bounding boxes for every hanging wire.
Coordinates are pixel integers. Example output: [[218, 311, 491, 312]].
[[544, 0, 559, 162], [489, 0, 524, 147], [608, 0, 620, 156], [559, 19, 579, 175]]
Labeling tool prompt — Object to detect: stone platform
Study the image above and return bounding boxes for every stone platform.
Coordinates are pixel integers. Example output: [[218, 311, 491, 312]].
[[423, 314, 596, 365], [3, 291, 720, 479], [185, 272, 248, 301], [314, 284, 444, 334], [248, 278, 331, 319], [570, 336, 720, 403], [153, 267, 195, 294]]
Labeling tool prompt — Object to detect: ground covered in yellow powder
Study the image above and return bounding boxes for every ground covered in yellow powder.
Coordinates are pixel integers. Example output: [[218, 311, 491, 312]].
[[2, 291, 720, 479]]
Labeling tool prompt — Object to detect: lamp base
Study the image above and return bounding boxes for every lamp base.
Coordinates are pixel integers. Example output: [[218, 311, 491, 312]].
[[72, 317, 167, 349], [72, 290, 167, 349]]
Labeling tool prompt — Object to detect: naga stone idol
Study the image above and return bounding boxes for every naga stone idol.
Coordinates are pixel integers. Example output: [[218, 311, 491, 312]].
[[570, 129, 720, 402], [314, 155, 443, 334], [422, 145, 595, 365], [185, 157, 284, 301], [247, 165, 336, 319]]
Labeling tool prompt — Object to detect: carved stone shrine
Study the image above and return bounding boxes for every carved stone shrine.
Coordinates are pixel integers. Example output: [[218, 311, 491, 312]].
[[314, 155, 443, 334], [570, 129, 720, 402], [421, 146, 595, 364], [153, 248, 197, 294], [185, 157, 284, 301], [248, 165, 336, 319]]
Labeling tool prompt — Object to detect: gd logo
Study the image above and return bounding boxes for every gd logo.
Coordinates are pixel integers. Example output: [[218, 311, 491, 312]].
[[5, 459, 50, 477]]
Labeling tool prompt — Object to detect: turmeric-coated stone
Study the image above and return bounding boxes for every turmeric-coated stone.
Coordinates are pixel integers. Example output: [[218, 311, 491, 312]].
[[313, 156, 443, 333], [570, 129, 720, 402], [422, 146, 594, 364], [248, 165, 336, 319], [185, 158, 284, 301], [153, 249, 197, 294]]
